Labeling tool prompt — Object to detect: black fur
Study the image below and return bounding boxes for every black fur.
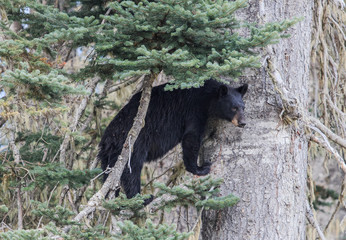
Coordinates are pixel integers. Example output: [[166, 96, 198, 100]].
[[98, 79, 248, 199]]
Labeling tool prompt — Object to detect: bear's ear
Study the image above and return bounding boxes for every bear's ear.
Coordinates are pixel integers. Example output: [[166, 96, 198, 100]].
[[237, 84, 248, 96], [218, 85, 228, 97]]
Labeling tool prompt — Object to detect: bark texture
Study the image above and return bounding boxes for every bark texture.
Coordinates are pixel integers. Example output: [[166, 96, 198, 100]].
[[201, 0, 313, 239]]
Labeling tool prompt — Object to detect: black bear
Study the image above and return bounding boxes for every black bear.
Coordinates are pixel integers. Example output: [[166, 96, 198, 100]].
[[98, 79, 248, 199]]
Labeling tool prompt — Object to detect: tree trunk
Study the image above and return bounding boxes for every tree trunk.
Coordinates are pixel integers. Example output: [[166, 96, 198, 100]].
[[201, 0, 313, 239]]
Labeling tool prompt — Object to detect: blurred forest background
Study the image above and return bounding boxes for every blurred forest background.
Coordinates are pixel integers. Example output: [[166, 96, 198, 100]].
[[0, 0, 345, 239]]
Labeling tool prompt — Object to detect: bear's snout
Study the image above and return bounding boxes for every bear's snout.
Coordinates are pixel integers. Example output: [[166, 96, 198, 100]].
[[231, 112, 246, 128]]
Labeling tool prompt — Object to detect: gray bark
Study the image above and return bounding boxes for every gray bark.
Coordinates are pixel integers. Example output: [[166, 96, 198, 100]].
[[201, 0, 313, 239]]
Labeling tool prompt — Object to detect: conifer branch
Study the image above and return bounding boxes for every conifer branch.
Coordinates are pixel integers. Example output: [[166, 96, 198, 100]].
[[187, 187, 216, 240]]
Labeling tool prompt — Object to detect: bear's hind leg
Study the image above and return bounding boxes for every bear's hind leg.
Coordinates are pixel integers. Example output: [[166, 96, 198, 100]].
[[121, 166, 142, 199], [120, 148, 147, 199]]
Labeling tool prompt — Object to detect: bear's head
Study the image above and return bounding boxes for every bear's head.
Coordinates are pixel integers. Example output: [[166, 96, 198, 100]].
[[214, 84, 248, 128]]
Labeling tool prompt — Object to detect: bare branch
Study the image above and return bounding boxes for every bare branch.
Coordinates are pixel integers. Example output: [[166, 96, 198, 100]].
[[330, 0, 345, 10], [266, 56, 346, 151], [309, 133, 346, 173], [324, 176, 346, 234], [17, 184, 23, 230], [0, 117, 6, 128], [306, 201, 327, 240], [58, 77, 101, 204], [100, 7, 112, 26], [59, 76, 100, 165], [9, 131, 22, 165], [266, 57, 301, 122], [308, 116, 346, 149], [107, 77, 140, 94], [326, 95, 346, 119], [64, 74, 155, 231]]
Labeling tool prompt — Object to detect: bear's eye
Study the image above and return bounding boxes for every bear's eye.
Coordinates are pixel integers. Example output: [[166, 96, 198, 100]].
[[231, 107, 237, 112]]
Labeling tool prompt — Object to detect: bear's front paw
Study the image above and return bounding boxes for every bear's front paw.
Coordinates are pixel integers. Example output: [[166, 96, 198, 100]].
[[195, 163, 212, 176], [143, 194, 154, 206]]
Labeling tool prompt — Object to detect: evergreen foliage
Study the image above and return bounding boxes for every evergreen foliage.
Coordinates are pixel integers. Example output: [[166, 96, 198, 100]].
[[313, 185, 340, 209], [0, 204, 9, 213], [1, 66, 86, 101], [155, 176, 239, 210], [117, 219, 192, 240], [28, 164, 102, 189], [0, 161, 101, 189], [0, 222, 106, 240], [103, 192, 152, 216], [97, 0, 298, 89], [0, 0, 297, 238], [31, 201, 77, 227], [16, 130, 62, 163], [0, 229, 44, 240]]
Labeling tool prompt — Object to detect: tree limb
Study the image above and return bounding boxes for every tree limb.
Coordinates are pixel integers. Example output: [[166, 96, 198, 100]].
[[266, 56, 346, 149], [266, 57, 301, 123], [9, 131, 22, 165], [324, 176, 345, 234], [17, 184, 23, 230], [309, 133, 346, 173], [306, 201, 327, 240], [0, 117, 6, 128], [58, 76, 101, 204], [64, 74, 155, 232], [107, 77, 140, 94], [308, 116, 346, 149], [59, 76, 100, 165]]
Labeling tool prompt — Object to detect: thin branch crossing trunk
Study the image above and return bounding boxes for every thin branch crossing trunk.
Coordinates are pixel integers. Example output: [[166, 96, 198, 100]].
[[65, 74, 155, 230]]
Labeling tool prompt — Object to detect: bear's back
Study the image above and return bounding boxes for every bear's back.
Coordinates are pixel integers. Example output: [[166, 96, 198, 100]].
[[99, 80, 221, 164]]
